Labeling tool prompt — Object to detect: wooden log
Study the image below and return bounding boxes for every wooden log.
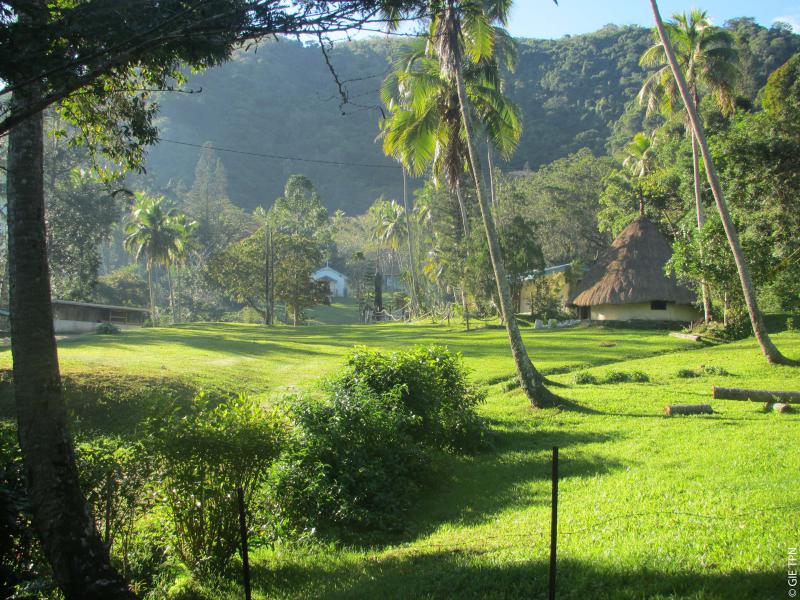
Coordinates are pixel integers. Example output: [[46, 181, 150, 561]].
[[713, 387, 800, 403], [764, 402, 792, 414], [670, 332, 702, 342], [664, 404, 713, 416]]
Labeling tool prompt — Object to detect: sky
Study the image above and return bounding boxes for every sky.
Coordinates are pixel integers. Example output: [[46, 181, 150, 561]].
[[506, 1, 800, 38]]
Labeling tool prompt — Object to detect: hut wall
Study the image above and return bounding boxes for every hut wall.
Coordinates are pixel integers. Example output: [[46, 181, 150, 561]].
[[590, 302, 700, 322]]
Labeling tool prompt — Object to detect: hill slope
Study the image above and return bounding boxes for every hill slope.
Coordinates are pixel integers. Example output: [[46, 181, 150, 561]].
[[144, 20, 798, 214]]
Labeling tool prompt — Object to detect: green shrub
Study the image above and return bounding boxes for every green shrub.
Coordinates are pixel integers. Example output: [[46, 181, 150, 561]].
[[331, 346, 487, 452], [676, 368, 700, 378], [572, 371, 598, 385], [96, 322, 121, 335], [146, 394, 287, 572], [601, 370, 650, 384], [75, 436, 156, 582], [702, 365, 730, 376], [274, 384, 428, 534], [787, 317, 796, 331]]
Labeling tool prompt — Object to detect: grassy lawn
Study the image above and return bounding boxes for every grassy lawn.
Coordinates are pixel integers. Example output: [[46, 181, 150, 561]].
[[2, 322, 798, 599]]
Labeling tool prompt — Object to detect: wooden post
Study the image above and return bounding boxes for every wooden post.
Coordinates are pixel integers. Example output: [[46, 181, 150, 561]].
[[237, 487, 251, 600], [548, 446, 558, 600]]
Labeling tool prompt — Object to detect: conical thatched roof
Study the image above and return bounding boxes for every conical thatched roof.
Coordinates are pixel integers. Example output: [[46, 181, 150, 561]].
[[570, 217, 695, 307]]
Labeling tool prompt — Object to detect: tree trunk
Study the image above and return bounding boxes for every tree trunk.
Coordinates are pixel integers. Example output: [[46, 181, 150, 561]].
[[166, 266, 175, 323], [487, 142, 497, 209], [401, 168, 421, 315], [461, 287, 470, 331], [450, 40, 555, 406], [147, 265, 155, 324], [7, 87, 135, 598], [650, 0, 792, 366], [691, 131, 712, 323], [264, 224, 272, 326], [455, 180, 470, 238]]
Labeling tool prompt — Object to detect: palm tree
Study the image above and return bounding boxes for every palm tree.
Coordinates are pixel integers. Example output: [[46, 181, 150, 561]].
[[622, 131, 656, 216], [383, 0, 554, 406], [124, 194, 190, 322], [638, 8, 738, 322], [648, 0, 792, 365]]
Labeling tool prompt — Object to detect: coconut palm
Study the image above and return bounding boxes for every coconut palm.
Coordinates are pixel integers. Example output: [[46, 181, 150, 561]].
[[648, 0, 791, 365], [382, 0, 554, 406], [124, 193, 191, 322], [622, 131, 657, 216], [638, 8, 738, 322]]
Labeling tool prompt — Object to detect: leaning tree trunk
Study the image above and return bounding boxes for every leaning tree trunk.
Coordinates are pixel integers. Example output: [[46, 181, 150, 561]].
[[450, 53, 555, 406], [7, 91, 135, 597], [487, 142, 497, 209], [691, 125, 712, 323], [401, 168, 421, 315], [650, 0, 791, 365]]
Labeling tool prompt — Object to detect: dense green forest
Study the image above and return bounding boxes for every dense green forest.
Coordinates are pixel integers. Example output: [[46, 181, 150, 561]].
[[144, 19, 798, 214]]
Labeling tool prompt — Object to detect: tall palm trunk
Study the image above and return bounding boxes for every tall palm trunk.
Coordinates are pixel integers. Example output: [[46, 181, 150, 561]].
[[448, 26, 555, 405], [650, 0, 791, 365], [487, 142, 497, 209], [691, 117, 712, 323], [166, 265, 175, 323], [7, 85, 134, 597], [147, 265, 155, 323], [401, 168, 421, 315]]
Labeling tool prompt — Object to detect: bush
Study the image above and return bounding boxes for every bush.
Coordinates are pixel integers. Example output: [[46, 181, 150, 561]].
[[96, 322, 121, 335], [676, 368, 700, 379], [75, 436, 155, 582], [602, 370, 650, 384], [146, 394, 287, 572], [787, 317, 796, 331], [573, 370, 649, 385], [702, 365, 730, 376], [331, 346, 487, 452], [274, 384, 428, 534], [572, 371, 598, 385]]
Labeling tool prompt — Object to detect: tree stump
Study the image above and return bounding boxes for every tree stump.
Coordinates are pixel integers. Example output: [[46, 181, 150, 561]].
[[664, 404, 713, 416]]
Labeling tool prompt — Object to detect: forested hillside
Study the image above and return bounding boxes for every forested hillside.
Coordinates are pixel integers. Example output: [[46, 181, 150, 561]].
[[145, 19, 798, 213]]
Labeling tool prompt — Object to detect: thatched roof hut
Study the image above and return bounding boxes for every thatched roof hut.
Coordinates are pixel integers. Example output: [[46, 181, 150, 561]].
[[569, 217, 700, 322]]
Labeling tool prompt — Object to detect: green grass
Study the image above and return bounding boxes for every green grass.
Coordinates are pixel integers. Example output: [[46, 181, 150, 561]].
[[2, 322, 799, 599]]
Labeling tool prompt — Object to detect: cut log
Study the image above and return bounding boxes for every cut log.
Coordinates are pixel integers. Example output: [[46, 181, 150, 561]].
[[664, 404, 713, 416], [713, 387, 800, 403], [670, 332, 702, 342], [764, 403, 792, 413]]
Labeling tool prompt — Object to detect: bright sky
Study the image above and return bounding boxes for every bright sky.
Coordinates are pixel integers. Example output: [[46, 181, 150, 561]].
[[507, 0, 800, 38]]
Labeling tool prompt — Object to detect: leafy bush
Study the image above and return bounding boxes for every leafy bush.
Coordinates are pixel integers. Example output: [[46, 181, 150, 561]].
[[602, 370, 650, 384], [331, 346, 487, 452], [702, 365, 730, 376], [76, 436, 155, 582], [274, 384, 428, 534], [96, 322, 121, 334], [676, 368, 700, 379], [572, 371, 598, 385], [0, 422, 51, 598], [573, 370, 649, 385], [787, 317, 796, 331], [146, 394, 287, 572]]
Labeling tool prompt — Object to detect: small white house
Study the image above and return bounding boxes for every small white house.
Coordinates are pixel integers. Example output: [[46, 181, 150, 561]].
[[312, 266, 347, 298]]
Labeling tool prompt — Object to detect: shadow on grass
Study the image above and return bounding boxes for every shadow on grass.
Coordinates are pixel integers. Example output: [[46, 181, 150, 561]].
[[248, 553, 782, 600], [331, 429, 623, 552]]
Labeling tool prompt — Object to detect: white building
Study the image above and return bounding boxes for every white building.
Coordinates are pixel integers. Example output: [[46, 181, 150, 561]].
[[312, 265, 348, 298]]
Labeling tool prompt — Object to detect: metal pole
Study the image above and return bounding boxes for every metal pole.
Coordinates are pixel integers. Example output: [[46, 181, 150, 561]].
[[548, 446, 559, 600], [237, 487, 252, 600]]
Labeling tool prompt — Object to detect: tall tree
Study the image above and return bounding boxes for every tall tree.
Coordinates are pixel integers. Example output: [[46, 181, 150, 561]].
[[123, 194, 191, 321], [638, 9, 738, 322], [648, 0, 792, 365], [427, 0, 555, 405], [1, 2, 429, 595]]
